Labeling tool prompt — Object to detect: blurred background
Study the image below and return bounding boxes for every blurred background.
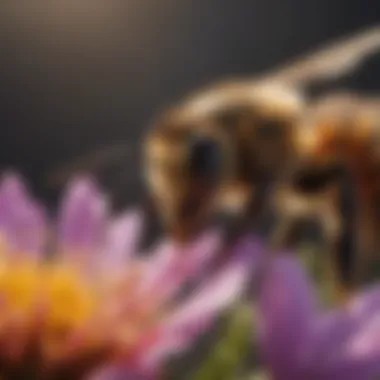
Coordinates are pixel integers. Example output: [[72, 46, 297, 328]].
[[0, 0, 379, 210]]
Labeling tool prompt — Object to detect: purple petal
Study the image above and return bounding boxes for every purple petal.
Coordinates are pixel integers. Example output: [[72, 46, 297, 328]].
[[334, 312, 380, 378], [100, 210, 143, 271], [139, 238, 262, 369], [313, 314, 380, 378], [58, 176, 108, 253], [308, 285, 380, 366], [313, 355, 380, 380], [0, 173, 30, 231], [307, 310, 355, 366], [0, 172, 46, 256], [348, 284, 380, 322], [344, 286, 380, 359], [257, 255, 319, 379]]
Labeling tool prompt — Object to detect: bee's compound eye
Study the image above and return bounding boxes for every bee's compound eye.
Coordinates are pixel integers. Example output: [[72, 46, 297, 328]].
[[189, 137, 223, 180]]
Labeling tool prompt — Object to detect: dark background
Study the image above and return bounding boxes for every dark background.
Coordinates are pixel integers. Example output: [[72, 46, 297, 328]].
[[0, 0, 379, 209]]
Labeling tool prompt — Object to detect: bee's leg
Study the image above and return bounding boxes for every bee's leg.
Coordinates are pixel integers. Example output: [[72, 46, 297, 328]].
[[268, 214, 307, 252], [265, 182, 313, 254], [325, 168, 359, 303], [316, 199, 346, 303], [351, 202, 377, 287], [211, 178, 274, 271], [285, 163, 360, 302], [222, 176, 274, 246]]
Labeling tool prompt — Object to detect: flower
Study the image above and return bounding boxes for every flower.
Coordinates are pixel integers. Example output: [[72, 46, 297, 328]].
[[257, 255, 380, 380], [0, 172, 263, 380]]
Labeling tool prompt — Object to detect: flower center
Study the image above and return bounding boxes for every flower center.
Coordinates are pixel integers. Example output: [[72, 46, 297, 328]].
[[0, 248, 163, 369], [0, 260, 97, 331]]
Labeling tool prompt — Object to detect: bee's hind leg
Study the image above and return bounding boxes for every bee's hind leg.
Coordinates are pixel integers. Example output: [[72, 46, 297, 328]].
[[266, 166, 360, 304]]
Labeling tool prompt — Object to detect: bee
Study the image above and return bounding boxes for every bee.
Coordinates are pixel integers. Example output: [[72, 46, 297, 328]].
[[143, 26, 380, 243]]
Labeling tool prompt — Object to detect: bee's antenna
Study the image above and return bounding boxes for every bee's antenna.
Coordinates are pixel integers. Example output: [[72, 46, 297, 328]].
[[259, 24, 380, 86]]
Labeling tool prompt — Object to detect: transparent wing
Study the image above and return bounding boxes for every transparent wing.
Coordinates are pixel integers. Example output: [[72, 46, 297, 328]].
[[258, 24, 380, 86]]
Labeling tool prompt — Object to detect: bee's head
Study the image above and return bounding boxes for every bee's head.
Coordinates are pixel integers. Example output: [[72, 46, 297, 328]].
[[143, 113, 231, 243]]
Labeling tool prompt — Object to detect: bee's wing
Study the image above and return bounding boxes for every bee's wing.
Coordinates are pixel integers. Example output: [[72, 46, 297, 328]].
[[258, 24, 380, 86]]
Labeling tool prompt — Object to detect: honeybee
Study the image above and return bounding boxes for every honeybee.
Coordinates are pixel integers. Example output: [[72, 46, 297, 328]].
[[143, 26, 380, 243]]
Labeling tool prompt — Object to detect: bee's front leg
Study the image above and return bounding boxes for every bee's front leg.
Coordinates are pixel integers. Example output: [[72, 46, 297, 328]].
[[221, 176, 274, 247], [267, 183, 314, 253]]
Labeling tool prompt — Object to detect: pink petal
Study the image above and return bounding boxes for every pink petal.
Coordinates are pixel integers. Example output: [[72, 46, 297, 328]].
[[138, 239, 178, 293], [58, 176, 108, 253], [87, 366, 157, 380], [100, 209, 143, 271], [138, 238, 262, 370], [140, 230, 222, 302], [0, 172, 46, 257], [257, 255, 319, 379]]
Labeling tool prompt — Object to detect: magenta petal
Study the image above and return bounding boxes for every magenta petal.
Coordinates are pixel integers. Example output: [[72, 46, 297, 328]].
[[140, 239, 262, 369], [58, 177, 108, 252], [0, 173, 46, 256], [258, 255, 319, 379]]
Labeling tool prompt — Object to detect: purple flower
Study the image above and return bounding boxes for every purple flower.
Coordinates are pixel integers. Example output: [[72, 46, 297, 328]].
[[258, 255, 380, 380], [0, 172, 263, 380]]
